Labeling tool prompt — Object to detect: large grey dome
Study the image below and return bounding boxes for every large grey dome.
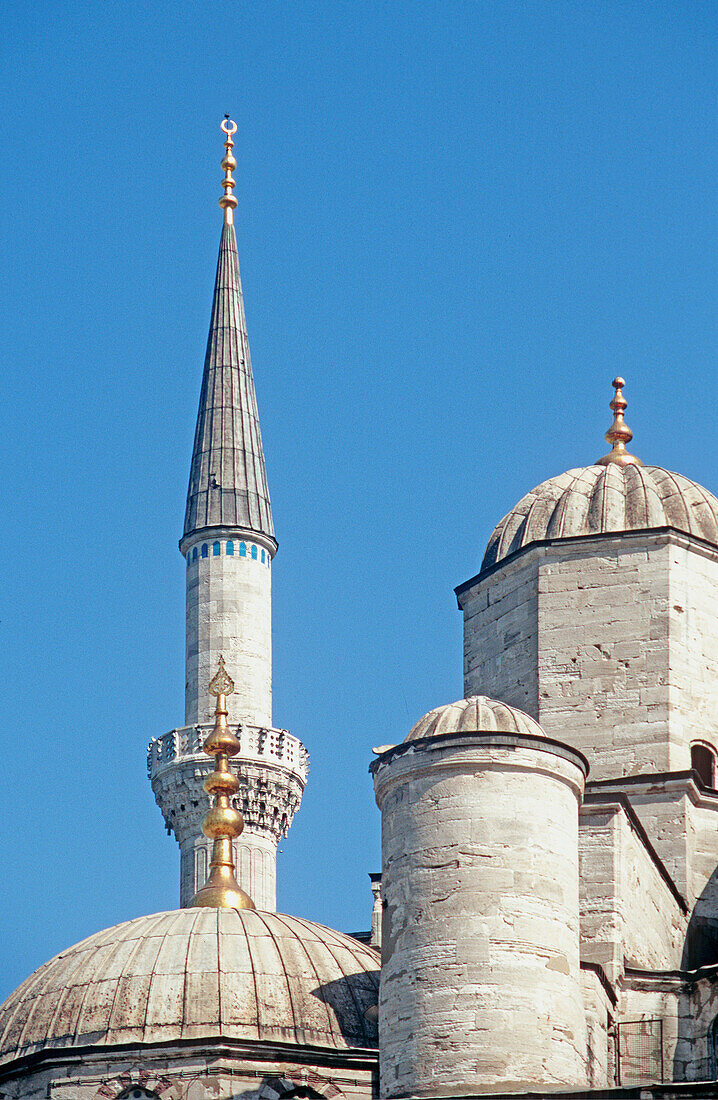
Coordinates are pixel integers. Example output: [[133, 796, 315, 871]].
[[482, 464, 718, 574], [406, 695, 544, 742], [0, 908, 379, 1065]]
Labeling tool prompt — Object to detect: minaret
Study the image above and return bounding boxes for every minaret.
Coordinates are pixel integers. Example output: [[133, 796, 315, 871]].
[[148, 119, 308, 911]]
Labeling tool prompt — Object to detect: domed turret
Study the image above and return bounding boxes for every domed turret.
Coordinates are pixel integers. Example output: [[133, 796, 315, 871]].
[[372, 696, 588, 1097], [457, 376, 718, 782]]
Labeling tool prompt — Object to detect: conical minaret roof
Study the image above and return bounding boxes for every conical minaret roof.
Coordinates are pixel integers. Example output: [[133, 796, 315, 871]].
[[183, 121, 275, 545]]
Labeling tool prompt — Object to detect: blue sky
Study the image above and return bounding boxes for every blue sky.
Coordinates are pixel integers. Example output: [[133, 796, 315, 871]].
[[0, 0, 716, 998]]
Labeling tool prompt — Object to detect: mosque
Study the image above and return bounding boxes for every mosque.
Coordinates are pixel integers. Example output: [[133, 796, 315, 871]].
[[1, 119, 718, 1100]]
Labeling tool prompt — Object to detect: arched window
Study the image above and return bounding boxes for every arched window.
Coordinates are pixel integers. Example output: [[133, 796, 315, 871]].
[[251, 545, 258, 560], [261, 548, 266, 563], [239, 542, 247, 557], [192, 547, 198, 561], [691, 744, 716, 788], [117, 1090, 160, 1100], [186, 553, 190, 566], [213, 541, 221, 556], [226, 540, 234, 555], [201, 543, 208, 558]]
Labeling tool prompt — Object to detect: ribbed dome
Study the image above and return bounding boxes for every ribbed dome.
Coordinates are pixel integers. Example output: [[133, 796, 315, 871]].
[[406, 695, 544, 742], [0, 909, 379, 1065], [482, 464, 718, 573]]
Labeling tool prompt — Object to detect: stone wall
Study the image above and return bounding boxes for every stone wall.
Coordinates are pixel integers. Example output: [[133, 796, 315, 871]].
[[669, 541, 718, 759], [0, 1048, 377, 1100], [619, 968, 718, 1085], [373, 733, 587, 1097], [461, 553, 538, 717], [535, 538, 674, 778], [459, 531, 718, 783], [580, 964, 614, 1088], [185, 531, 273, 727], [579, 800, 686, 984], [585, 775, 718, 953]]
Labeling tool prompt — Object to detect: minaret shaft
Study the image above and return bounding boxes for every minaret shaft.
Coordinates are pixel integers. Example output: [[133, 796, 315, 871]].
[[184, 529, 273, 727]]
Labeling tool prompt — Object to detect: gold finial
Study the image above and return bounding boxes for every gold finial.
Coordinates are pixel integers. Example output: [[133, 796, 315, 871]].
[[219, 116, 238, 225], [190, 656, 255, 910], [595, 376, 643, 467]]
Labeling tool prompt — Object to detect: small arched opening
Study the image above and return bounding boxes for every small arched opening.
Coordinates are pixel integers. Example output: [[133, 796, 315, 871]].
[[259, 1078, 333, 1100], [691, 743, 716, 789]]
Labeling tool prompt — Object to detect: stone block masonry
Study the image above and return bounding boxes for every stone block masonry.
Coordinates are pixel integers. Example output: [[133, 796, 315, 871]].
[[185, 530, 274, 727], [459, 530, 718, 782], [373, 728, 588, 1097]]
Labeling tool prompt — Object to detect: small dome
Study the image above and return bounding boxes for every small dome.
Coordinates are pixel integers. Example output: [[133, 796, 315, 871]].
[[406, 695, 544, 742], [0, 909, 379, 1065], [482, 464, 718, 574]]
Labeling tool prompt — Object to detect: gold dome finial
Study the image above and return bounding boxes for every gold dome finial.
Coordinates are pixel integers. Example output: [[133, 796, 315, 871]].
[[219, 116, 238, 225], [190, 656, 255, 910], [595, 376, 643, 467]]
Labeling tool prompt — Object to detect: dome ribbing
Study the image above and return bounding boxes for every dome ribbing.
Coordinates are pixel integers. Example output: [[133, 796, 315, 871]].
[[0, 909, 379, 1064], [481, 464, 718, 575], [406, 695, 544, 742]]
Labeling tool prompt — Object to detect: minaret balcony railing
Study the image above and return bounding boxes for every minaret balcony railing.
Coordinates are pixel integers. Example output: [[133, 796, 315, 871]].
[[148, 723, 309, 781]]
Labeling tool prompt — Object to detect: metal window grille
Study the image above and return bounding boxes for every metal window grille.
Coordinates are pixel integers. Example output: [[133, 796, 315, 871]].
[[616, 1018, 664, 1085]]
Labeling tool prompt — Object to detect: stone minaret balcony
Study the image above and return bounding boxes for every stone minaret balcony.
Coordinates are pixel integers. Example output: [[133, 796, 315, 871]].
[[149, 718, 308, 910]]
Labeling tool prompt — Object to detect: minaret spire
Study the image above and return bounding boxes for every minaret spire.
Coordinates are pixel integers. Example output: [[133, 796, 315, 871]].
[[183, 117, 275, 544]]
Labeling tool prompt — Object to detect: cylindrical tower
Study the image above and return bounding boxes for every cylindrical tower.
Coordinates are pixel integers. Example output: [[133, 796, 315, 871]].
[[183, 527, 274, 728], [371, 695, 588, 1098], [149, 118, 308, 912]]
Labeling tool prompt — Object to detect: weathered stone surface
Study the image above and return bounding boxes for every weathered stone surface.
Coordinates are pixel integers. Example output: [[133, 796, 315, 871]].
[[0, 1046, 377, 1100], [579, 800, 686, 984], [580, 966, 613, 1088], [460, 531, 718, 782], [373, 713, 588, 1097]]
